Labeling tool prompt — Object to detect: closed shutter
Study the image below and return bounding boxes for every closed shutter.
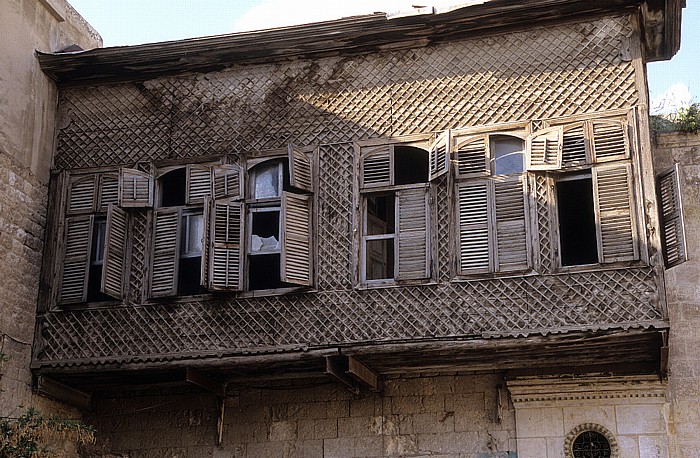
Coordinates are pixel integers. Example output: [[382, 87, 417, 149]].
[[59, 215, 92, 304], [591, 120, 628, 162], [212, 164, 244, 201], [455, 135, 488, 177], [429, 130, 450, 181], [101, 204, 127, 299], [396, 187, 430, 280], [98, 174, 119, 210], [562, 123, 588, 165], [527, 126, 562, 171], [457, 181, 491, 273], [281, 192, 312, 286], [361, 145, 393, 188], [593, 164, 638, 263], [494, 177, 529, 272], [150, 208, 181, 297], [288, 144, 313, 192], [209, 200, 244, 291], [657, 164, 688, 268], [67, 175, 97, 214], [119, 167, 153, 207], [187, 164, 213, 204]]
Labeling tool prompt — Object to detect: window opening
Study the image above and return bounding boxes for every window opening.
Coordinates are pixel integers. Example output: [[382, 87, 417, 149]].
[[86, 217, 110, 302], [250, 208, 281, 253], [159, 168, 186, 206], [491, 135, 525, 175], [394, 146, 429, 185], [557, 173, 598, 266], [178, 210, 204, 296], [364, 194, 396, 280]]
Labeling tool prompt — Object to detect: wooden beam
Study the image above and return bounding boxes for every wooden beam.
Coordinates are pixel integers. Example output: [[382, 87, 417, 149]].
[[185, 368, 226, 398], [36, 376, 91, 410], [325, 355, 357, 393], [347, 356, 381, 392]]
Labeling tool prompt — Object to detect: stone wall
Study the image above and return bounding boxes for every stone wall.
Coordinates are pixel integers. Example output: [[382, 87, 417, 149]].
[[653, 131, 700, 458]]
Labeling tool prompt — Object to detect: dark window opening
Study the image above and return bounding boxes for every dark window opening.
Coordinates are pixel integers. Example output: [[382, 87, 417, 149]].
[[248, 254, 294, 290], [364, 193, 395, 280], [366, 239, 395, 280], [178, 211, 204, 296], [394, 146, 428, 185], [160, 168, 186, 207], [250, 209, 280, 253], [178, 256, 204, 296], [366, 194, 395, 235], [557, 175, 598, 266], [86, 218, 110, 302]]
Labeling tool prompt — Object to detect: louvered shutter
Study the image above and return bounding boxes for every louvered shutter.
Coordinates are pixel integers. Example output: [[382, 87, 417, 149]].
[[494, 177, 529, 272], [562, 123, 588, 165], [101, 205, 127, 299], [150, 208, 181, 297], [657, 164, 688, 268], [208, 200, 244, 290], [187, 164, 213, 204], [67, 175, 97, 214], [527, 126, 562, 170], [455, 135, 488, 177], [59, 215, 92, 304], [396, 187, 430, 280], [457, 181, 491, 273], [593, 164, 638, 263], [429, 130, 450, 181], [591, 120, 628, 162], [212, 164, 244, 201], [119, 167, 153, 207], [288, 144, 313, 192], [281, 192, 312, 286], [361, 145, 393, 188], [98, 174, 119, 210]]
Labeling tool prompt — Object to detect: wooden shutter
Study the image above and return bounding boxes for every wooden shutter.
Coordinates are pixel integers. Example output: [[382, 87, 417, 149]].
[[455, 135, 488, 177], [457, 181, 491, 273], [59, 215, 92, 304], [212, 164, 244, 201], [494, 177, 529, 272], [101, 204, 127, 299], [288, 144, 313, 192], [591, 120, 628, 162], [562, 123, 588, 165], [150, 208, 181, 298], [187, 164, 213, 204], [281, 192, 312, 286], [593, 164, 638, 263], [67, 175, 97, 214], [119, 167, 153, 207], [527, 126, 562, 170], [396, 187, 430, 280], [657, 164, 688, 268], [208, 200, 244, 290], [98, 174, 119, 210], [361, 145, 392, 188], [429, 130, 450, 181]]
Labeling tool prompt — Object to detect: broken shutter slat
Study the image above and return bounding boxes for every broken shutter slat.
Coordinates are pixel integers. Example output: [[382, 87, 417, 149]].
[[396, 186, 430, 280], [101, 204, 127, 300], [429, 130, 450, 181], [561, 123, 588, 165], [212, 164, 244, 201], [455, 135, 489, 177], [526, 126, 562, 171], [658, 163, 688, 268]]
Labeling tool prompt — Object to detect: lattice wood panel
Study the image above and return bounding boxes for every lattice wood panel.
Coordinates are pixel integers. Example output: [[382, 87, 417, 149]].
[[534, 175, 554, 273], [127, 210, 149, 304], [54, 16, 636, 169], [37, 268, 662, 364]]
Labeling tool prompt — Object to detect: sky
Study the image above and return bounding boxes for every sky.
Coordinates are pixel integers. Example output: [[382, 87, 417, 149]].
[[68, 0, 698, 115]]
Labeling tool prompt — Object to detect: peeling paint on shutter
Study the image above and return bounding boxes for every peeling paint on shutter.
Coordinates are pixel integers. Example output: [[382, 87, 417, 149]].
[[429, 130, 450, 181], [98, 174, 119, 210], [562, 123, 588, 165], [212, 164, 244, 201], [591, 120, 628, 162], [59, 215, 92, 304], [288, 144, 313, 192], [396, 187, 430, 280], [209, 200, 244, 291], [150, 208, 180, 297], [593, 164, 638, 263], [456, 135, 488, 177], [658, 164, 688, 268], [67, 175, 97, 214], [119, 167, 153, 207], [494, 177, 529, 272], [458, 181, 491, 273], [361, 145, 392, 188], [526, 126, 562, 171], [102, 205, 127, 299], [281, 192, 312, 286], [187, 164, 213, 204]]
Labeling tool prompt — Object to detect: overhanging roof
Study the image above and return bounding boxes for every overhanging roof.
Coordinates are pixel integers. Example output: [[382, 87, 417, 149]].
[[38, 0, 683, 85]]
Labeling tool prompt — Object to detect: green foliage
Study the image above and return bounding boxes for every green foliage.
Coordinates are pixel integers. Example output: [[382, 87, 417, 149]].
[[0, 408, 95, 458], [674, 103, 700, 133]]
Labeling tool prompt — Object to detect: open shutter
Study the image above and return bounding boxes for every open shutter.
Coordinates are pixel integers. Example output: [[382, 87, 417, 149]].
[[209, 200, 244, 291], [119, 167, 153, 207], [59, 215, 92, 304], [150, 208, 181, 297], [593, 164, 638, 263], [396, 187, 430, 280], [212, 164, 244, 201], [455, 135, 488, 177], [494, 177, 529, 272], [429, 130, 450, 181], [288, 144, 313, 192], [457, 181, 491, 274], [101, 204, 127, 299], [562, 123, 588, 165], [527, 126, 562, 171], [657, 164, 688, 268], [187, 164, 213, 204], [98, 174, 119, 210], [67, 175, 97, 214], [281, 192, 312, 286], [591, 120, 628, 162], [361, 145, 393, 188]]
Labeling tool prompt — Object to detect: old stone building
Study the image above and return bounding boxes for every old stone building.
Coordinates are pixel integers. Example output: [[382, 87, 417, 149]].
[[4, 0, 697, 456]]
